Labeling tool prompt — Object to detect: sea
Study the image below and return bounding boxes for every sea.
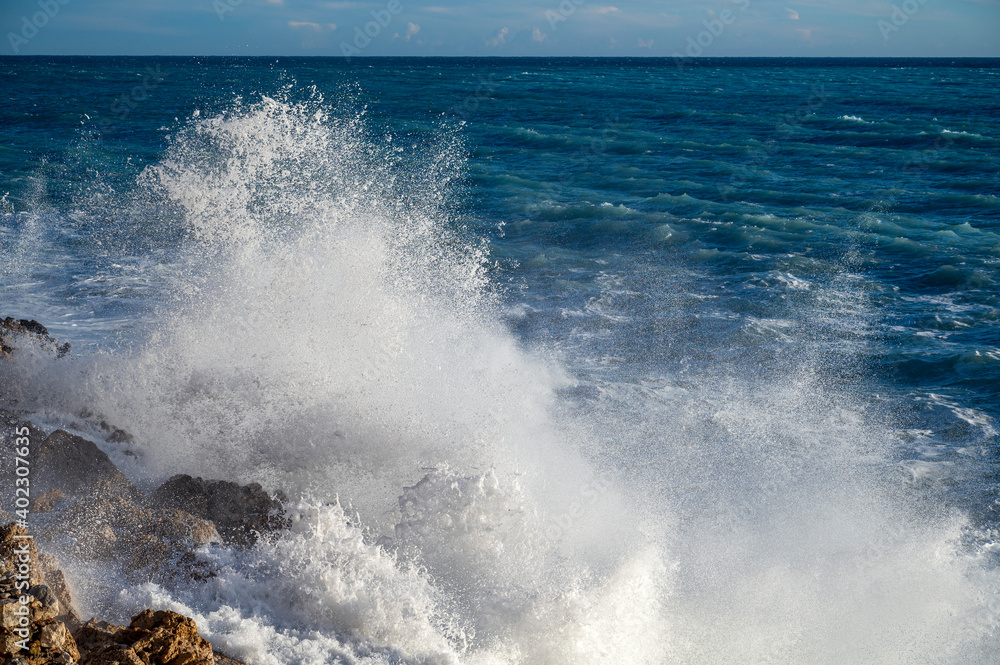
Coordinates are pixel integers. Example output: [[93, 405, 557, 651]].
[[1, 57, 999, 664]]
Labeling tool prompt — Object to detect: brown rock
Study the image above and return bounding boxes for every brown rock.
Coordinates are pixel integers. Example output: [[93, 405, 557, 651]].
[[153, 475, 287, 548], [75, 611, 214, 665], [211, 651, 246, 665], [29, 598, 59, 623], [72, 618, 123, 655], [124, 610, 214, 665], [38, 554, 80, 627], [30, 489, 66, 514], [145, 510, 220, 547], [124, 535, 172, 575], [85, 645, 146, 665], [0, 523, 44, 587], [39, 621, 80, 661], [29, 430, 142, 501], [76, 524, 119, 561], [1, 598, 28, 630], [47, 495, 220, 584], [1, 630, 25, 656]]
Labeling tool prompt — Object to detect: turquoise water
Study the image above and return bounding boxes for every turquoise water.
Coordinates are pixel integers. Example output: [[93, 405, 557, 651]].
[[1, 57, 999, 663]]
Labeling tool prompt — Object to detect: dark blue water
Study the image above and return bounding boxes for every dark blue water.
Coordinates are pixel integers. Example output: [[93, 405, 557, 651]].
[[2, 57, 999, 663]]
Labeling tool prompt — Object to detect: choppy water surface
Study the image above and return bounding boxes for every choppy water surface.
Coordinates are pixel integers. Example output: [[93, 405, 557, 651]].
[[1, 57, 999, 664]]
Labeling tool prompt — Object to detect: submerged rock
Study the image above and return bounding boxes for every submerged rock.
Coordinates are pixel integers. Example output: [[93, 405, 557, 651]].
[[153, 475, 287, 548]]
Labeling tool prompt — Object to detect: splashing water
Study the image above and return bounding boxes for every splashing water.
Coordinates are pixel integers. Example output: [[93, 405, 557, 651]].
[[3, 90, 998, 664]]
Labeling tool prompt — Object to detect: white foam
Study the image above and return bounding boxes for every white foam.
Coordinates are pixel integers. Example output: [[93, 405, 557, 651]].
[[4, 90, 999, 664]]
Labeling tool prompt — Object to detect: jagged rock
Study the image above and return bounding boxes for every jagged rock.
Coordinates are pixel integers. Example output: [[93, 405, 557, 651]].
[[0, 529, 80, 663], [123, 509, 221, 584], [211, 652, 244, 665], [1, 634, 26, 657], [146, 510, 220, 547], [45, 495, 220, 584], [38, 621, 79, 661], [78, 524, 119, 561], [27, 586, 58, 616], [0, 416, 47, 512], [153, 475, 287, 548], [0, 317, 70, 359], [29, 430, 143, 502], [29, 489, 65, 514], [0, 523, 44, 588], [71, 619, 121, 656], [106, 429, 134, 445], [38, 555, 79, 627], [84, 645, 145, 665], [75, 610, 214, 665], [46, 495, 142, 561], [1, 599, 26, 630]]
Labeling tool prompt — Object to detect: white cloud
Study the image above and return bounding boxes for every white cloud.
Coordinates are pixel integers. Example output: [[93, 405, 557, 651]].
[[487, 27, 509, 46], [405, 22, 421, 41], [638, 38, 654, 48], [532, 27, 547, 42], [289, 21, 323, 30], [596, 6, 620, 13], [786, 8, 800, 19]]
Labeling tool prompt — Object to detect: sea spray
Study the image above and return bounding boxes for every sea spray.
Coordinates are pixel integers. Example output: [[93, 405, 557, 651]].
[[1, 84, 998, 664], [64, 92, 665, 663]]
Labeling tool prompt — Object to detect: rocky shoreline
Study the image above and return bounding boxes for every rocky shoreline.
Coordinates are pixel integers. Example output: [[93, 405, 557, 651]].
[[1, 318, 289, 665]]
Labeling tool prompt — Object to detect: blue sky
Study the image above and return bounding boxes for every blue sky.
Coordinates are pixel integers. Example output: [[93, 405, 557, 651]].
[[3, 0, 998, 57]]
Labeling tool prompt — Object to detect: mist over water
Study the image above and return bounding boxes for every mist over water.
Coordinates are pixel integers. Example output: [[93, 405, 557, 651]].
[[2, 59, 999, 663]]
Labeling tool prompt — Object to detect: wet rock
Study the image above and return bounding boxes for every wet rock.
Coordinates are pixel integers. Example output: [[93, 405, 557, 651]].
[[146, 510, 220, 547], [0, 317, 70, 359], [211, 651, 246, 665], [26, 586, 56, 609], [106, 429, 134, 445], [38, 555, 80, 627], [75, 610, 214, 665], [122, 509, 221, 584], [46, 495, 220, 584], [46, 495, 144, 561], [29, 489, 65, 514], [77, 524, 119, 561], [0, 416, 47, 507], [153, 475, 287, 548], [30, 430, 143, 502]]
